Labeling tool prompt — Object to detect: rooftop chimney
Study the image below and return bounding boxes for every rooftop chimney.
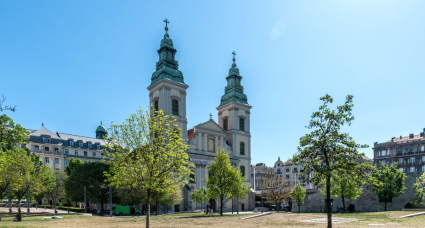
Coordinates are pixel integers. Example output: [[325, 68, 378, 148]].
[[400, 136, 402, 139], [409, 133, 414, 139], [391, 137, 395, 142], [421, 132, 424, 137]]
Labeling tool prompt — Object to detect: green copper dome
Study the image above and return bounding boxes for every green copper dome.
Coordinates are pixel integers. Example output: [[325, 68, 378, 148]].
[[150, 32, 185, 85], [219, 62, 248, 106], [96, 122, 107, 133]]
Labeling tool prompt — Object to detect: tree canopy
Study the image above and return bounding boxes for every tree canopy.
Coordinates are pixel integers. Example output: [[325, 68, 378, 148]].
[[413, 172, 425, 207], [64, 158, 83, 176], [104, 107, 192, 228], [0, 114, 29, 151], [290, 183, 306, 213], [262, 173, 292, 212], [371, 162, 406, 211], [204, 148, 250, 216]]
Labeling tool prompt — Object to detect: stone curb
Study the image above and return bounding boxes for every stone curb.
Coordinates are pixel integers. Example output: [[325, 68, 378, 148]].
[[400, 212, 425, 218], [240, 212, 274, 220]]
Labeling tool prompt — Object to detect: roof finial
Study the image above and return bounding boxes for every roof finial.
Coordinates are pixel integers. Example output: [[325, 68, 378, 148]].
[[164, 19, 170, 32], [209, 113, 213, 120], [42, 122, 44, 127], [101, 120, 102, 125], [232, 51, 236, 62]]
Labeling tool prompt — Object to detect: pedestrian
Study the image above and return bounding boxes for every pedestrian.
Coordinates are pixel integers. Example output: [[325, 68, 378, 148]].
[[206, 204, 209, 214]]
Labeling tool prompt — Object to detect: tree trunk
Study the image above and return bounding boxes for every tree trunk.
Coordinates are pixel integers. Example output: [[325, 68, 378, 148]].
[[326, 175, 332, 228], [146, 191, 151, 228], [298, 204, 301, 213], [341, 189, 345, 213], [17, 199, 22, 222], [101, 201, 104, 214], [276, 201, 279, 212], [156, 201, 158, 216], [384, 199, 387, 211], [220, 198, 223, 216]]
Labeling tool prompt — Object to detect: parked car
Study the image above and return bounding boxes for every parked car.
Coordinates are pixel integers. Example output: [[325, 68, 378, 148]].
[[112, 206, 141, 216], [12, 200, 18, 207], [20, 200, 27, 207]]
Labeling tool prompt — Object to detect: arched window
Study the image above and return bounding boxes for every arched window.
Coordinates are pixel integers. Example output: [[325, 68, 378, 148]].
[[223, 118, 228, 131], [154, 100, 159, 111], [240, 166, 245, 177], [240, 142, 245, 155], [189, 173, 195, 183], [239, 118, 245, 131], [172, 99, 179, 115]]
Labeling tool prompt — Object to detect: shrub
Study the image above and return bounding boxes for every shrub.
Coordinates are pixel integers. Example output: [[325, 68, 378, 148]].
[[348, 203, 355, 212], [405, 201, 415, 208]]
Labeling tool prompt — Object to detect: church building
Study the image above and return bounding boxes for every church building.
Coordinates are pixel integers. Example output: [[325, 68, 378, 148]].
[[147, 22, 253, 212]]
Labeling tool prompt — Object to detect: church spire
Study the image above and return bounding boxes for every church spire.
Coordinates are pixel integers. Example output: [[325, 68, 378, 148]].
[[150, 19, 185, 85], [219, 52, 248, 106]]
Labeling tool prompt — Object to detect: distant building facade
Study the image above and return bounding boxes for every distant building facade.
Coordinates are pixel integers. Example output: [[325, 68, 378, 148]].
[[373, 129, 425, 173], [24, 123, 107, 171]]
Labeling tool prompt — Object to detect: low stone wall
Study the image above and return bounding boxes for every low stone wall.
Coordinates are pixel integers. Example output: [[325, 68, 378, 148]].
[[292, 172, 421, 212]]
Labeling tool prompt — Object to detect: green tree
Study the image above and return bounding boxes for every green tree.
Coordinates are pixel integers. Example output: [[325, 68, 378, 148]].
[[204, 148, 250, 216], [290, 94, 369, 228], [8, 148, 54, 221], [0, 114, 29, 151], [64, 158, 83, 176], [191, 186, 208, 211], [115, 185, 146, 208], [64, 162, 111, 213], [45, 170, 67, 207], [413, 172, 425, 207], [104, 107, 192, 228], [371, 162, 406, 211], [290, 183, 306, 213], [151, 183, 182, 215], [320, 167, 369, 212]]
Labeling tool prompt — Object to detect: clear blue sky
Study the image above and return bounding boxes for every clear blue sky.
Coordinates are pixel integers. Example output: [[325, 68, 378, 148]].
[[1, 1, 425, 166]]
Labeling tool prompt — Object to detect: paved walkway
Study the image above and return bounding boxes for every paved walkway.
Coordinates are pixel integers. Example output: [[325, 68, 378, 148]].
[[0, 206, 75, 214]]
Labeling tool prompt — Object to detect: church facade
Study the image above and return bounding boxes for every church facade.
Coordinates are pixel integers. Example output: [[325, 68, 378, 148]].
[[147, 25, 253, 212]]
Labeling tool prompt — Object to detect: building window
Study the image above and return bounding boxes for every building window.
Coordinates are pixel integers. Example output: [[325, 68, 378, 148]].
[[101, 153, 104, 158], [55, 158, 59, 164], [286, 168, 290, 172], [93, 152, 96, 157], [411, 157, 415, 163], [84, 151, 87, 156], [240, 166, 245, 177], [410, 167, 415, 172], [88, 144, 92, 148], [382, 150, 386, 156], [65, 159, 69, 166], [74, 150, 78, 155], [45, 146, 49, 151], [70, 141, 74, 146], [294, 168, 298, 173], [239, 118, 245, 131], [189, 173, 195, 183], [79, 142, 82, 147], [286, 175, 290, 179], [64, 149, 69, 154], [240, 142, 245, 155], [45, 157, 50, 163], [422, 166, 425, 172], [172, 99, 179, 115], [43, 138, 46, 142], [277, 164, 280, 167], [35, 145, 39, 151], [422, 146, 425, 152], [97, 145, 100, 150], [54, 148, 59, 152], [399, 158, 403, 164], [423, 156, 425, 162], [277, 169, 281, 174], [154, 100, 159, 111], [223, 118, 228, 131]]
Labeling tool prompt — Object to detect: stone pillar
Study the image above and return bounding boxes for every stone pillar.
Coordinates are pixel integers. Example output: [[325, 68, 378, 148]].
[[196, 166, 201, 208], [201, 134, 205, 152]]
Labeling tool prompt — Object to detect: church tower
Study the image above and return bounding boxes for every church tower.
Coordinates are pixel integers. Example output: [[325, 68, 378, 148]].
[[216, 52, 252, 182], [147, 20, 189, 140]]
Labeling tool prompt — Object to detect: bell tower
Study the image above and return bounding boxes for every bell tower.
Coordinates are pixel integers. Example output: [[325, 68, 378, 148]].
[[147, 19, 189, 140], [217, 52, 252, 182]]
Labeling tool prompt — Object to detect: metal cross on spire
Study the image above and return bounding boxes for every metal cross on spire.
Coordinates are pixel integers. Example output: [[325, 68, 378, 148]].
[[232, 51, 236, 62], [209, 113, 213, 120], [164, 19, 170, 32]]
